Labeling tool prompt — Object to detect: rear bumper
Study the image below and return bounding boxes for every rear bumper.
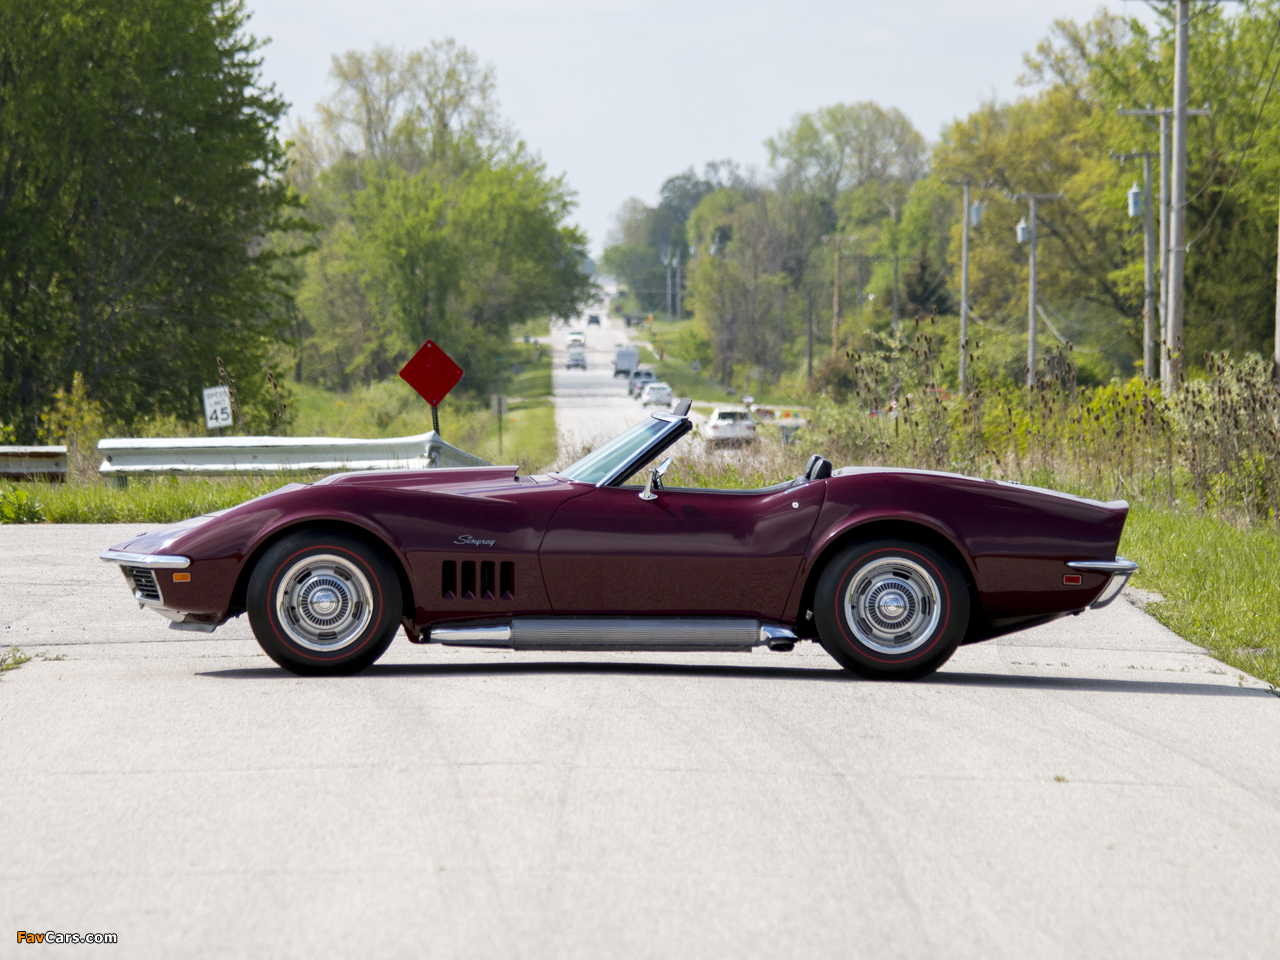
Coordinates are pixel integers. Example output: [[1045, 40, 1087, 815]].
[[1067, 557, 1139, 609]]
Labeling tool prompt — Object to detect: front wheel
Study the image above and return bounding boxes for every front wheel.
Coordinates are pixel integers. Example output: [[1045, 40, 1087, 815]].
[[814, 539, 969, 680], [247, 531, 402, 676]]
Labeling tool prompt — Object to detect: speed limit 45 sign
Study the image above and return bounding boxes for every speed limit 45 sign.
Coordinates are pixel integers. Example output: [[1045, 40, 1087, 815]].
[[203, 385, 232, 429]]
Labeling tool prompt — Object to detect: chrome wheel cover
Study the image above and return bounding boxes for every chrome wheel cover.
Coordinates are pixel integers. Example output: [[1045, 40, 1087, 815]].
[[843, 556, 941, 656], [274, 553, 373, 652]]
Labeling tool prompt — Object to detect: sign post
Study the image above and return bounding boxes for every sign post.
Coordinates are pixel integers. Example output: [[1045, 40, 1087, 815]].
[[398, 340, 464, 437]]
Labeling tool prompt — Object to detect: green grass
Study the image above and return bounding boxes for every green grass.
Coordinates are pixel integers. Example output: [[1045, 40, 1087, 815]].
[[0, 476, 303, 524], [472, 401, 557, 470], [1120, 504, 1280, 688]]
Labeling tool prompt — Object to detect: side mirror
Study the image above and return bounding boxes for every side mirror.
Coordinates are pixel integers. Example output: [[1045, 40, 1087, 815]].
[[639, 456, 673, 501]]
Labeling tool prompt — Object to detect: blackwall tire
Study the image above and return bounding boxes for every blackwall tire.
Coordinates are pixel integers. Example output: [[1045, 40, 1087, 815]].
[[814, 539, 969, 680], [247, 531, 401, 676]]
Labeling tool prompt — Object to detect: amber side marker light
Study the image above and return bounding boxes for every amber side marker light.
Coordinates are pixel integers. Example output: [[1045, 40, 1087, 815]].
[[173, 573, 191, 582], [1063, 574, 1082, 585]]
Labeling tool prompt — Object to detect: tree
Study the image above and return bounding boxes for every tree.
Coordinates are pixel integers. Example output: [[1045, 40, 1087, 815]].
[[297, 39, 516, 180], [0, 0, 301, 439], [290, 40, 591, 391], [767, 102, 927, 211]]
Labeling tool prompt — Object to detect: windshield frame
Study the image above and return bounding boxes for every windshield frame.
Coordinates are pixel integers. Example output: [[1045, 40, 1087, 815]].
[[553, 413, 691, 487]]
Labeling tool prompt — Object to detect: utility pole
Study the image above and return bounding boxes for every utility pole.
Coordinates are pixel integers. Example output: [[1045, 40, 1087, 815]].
[[942, 179, 989, 394], [675, 257, 682, 319], [856, 255, 864, 324], [664, 249, 673, 319], [960, 183, 971, 392], [1168, 0, 1192, 389], [777, 290, 786, 363], [1119, 103, 1210, 388], [822, 234, 856, 356], [1112, 149, 1157, 379], [891, 252, 900, 333], [1012, 192, 1063, 387], [806, 290, 814, 381]]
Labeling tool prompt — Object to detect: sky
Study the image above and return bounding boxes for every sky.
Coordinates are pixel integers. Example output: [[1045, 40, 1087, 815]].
[[244, 1, 1161, 257]]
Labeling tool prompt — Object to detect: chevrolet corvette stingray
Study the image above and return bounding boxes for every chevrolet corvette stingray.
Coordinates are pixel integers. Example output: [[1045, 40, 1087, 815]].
[[101, 400, 1136, 679]]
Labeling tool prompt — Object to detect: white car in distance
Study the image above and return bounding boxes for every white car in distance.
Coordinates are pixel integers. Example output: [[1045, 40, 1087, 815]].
[[627, 367, 656, 397], [705, 407, 757, 448], [566, 330, 586, 347], [640, 381, 673, 407]]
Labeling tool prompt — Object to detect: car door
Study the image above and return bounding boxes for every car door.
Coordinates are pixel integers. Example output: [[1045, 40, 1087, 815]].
[[538, 480, 827, 618]]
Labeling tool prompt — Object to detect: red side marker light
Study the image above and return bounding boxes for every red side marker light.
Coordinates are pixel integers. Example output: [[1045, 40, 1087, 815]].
[[1063, 574, 1082, 585], [173, 573, 191, 582]]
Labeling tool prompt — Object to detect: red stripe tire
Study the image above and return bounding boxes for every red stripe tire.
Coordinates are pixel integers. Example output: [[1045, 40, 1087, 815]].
[[814, 539, 969, 680], [247, 531, 401, 676]]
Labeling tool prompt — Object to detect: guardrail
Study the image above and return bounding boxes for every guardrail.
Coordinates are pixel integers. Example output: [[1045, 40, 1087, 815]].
[[0, 446, 68, 480], [98, 431, 489, 485]]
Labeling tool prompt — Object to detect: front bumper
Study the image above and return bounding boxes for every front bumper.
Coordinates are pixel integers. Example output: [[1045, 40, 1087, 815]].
[[1067, 556, 1139, 609], [99, 549, 217, 633]]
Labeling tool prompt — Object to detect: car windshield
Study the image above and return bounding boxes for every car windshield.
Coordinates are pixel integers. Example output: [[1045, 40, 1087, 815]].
[[716, 411, 747, 420], [557, 416, 676, 485]]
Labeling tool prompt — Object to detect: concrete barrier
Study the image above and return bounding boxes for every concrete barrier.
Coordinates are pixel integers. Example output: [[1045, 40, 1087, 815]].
[[98, 431, 488, 484], [0, 446, 68, 480]]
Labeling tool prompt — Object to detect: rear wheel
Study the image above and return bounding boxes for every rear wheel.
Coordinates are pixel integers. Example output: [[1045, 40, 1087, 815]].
[[814, 539, 968, 680], [247, 531, 401, 676]]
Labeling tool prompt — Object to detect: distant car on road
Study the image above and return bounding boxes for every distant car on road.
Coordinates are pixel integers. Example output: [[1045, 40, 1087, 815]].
[[640, 381, 673, 407], [566, 347, 586, 370], [628, 367, 656, 397], [566, 330, 586, 347], [587, 314, 601, 326], [614, 345, 639, 378], [705, 407, 757, 448]]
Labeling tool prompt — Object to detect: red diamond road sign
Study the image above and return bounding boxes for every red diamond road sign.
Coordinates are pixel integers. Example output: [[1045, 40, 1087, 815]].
[[399, 340, 464, 407]]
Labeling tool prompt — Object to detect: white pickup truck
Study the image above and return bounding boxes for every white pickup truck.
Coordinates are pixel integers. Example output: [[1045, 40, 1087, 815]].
[[613, 345, 639, 378]]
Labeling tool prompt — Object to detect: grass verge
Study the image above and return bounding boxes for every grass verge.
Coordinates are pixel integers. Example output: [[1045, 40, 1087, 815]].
[[0, 476, 301, 524], [1120, 504, 1280, 688], [473, 402, 557, 471]]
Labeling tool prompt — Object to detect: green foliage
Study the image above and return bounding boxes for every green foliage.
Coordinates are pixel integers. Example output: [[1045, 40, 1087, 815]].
[[0, 483, 44, 523], [601, 164, 740, 315], [0, 0, 303, 441], [38, 373, 106, 483], [291, 41, 592, 396]]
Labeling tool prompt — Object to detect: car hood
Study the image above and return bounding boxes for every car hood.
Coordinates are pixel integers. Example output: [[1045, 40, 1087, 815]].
[[104, 466, 558, 560]]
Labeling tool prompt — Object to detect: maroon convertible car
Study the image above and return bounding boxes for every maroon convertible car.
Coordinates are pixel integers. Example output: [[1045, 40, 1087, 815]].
[[101, 400, 1136, 679]]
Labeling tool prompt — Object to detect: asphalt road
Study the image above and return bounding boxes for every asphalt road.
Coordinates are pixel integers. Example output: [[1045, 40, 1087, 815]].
[[3, 522, 1279, 959], [550, 291, 650, 453]]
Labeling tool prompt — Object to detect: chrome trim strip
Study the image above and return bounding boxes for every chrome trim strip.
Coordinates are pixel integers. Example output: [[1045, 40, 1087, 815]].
[[430, 618, 802, 651], [1068, 556, 1138, 610], [168, 620, 218, 634], [430, 625, 513, 645], [100, 549, 191, 569], [1067, 558, 1139, 574]]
